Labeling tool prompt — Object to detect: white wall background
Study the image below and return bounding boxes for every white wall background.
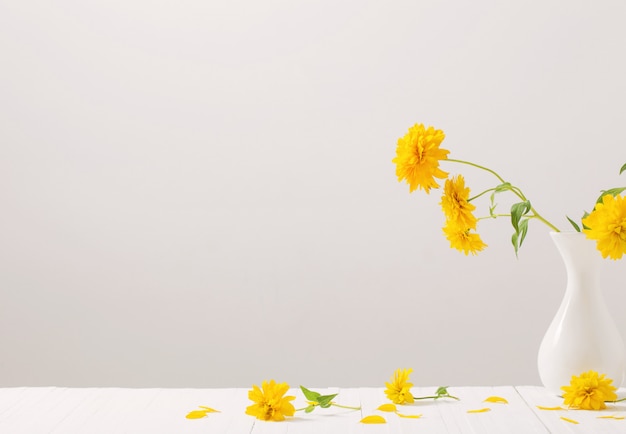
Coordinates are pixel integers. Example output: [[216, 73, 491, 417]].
[[1, 0, 625, 388]]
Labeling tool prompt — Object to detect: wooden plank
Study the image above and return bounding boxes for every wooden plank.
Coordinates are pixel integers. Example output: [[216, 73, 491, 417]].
[[353, 386, 549, 434], [516, 386, 626, 434], [37, 388, 158, 434], [1, 386, 624, 432], [0, 387, 66, 433], [139, 388, 254, 434]]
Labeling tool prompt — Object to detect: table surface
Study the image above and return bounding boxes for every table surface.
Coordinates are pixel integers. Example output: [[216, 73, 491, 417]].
[[1, 386, 624, 433]]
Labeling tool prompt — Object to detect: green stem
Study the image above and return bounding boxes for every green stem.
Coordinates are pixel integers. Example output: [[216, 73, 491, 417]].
[[295, 402, 361, 412], [469, 187, 498, 202], [610, 397, 626, 403], [478, 214, 511, 220], [331, 403, 361, 411], [414, 394, 460, 401], [445, 158, 560, 232], [530, 208, 560, 232], [446, 158, 506, 184]]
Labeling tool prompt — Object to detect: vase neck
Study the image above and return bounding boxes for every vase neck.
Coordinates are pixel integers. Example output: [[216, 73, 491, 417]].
[[550, 232, 600, 294]]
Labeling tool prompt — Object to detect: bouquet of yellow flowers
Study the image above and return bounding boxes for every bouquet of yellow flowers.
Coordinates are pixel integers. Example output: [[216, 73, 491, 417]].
[[392, 123, 626, 259]]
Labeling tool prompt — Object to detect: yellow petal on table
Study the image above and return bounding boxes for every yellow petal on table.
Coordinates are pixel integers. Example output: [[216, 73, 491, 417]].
[[597, 415, 625, 420], [360, 415, 387, 424], [484, 396, 508, 404], [560, 416, 579, 424], [199, 406, 220, 413], [186, 410, 209, 419], [536, 406, 566, 411], [396, 412, 422, 419], [467, 408, 491, 414], [377, 404, 397, 412]]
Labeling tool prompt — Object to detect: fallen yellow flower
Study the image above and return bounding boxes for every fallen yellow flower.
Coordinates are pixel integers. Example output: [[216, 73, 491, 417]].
[[484, 396, 508, 404], [360, 415, 386, 424], [560, 416, 579, 424], [561, 370, 618, 410], [245, 380, 295, 421], [467, 408, 491, 413]]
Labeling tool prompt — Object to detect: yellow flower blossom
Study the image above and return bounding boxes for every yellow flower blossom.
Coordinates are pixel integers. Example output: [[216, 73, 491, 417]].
[[561, 370, 618, 410], [384, 368, 414, 404], [245, 380, 296, 421], [583, 194, 626, 260], [443, 222, 487, 256], [392, 123, 449, 193], [440, 175, 478, 230]]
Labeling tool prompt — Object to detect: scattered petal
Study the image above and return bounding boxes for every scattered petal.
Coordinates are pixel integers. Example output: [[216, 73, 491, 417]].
[[186, 410, 209, 419], [360, 415, 386, 424], [377, 403, 397, 412], [396, 412, 422, 419], [536, 406, 566, 411], [484, 396, 508, 404], [467, 408, 491, 413], [597, 415, 625, 420], [560, 416, 579, 424], [199, 406, 220, 413]]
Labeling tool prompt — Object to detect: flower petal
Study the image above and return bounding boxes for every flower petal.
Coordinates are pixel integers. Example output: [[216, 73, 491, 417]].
[[360, 415, 387, 424], [560, 416, 579, 424], [396, 412, 422, 419], [484, 396, 508, 404], [186, 410, 209, 419], [199, 406, 219, 413], [597, 415, 625, 420], [377, 404, 397, 412], [536, 406, 565, 411], [467, 408, 491, 413]]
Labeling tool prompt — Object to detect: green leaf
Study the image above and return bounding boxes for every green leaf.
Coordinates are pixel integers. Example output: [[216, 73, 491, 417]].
[[510, 200, 531, 232], [305, 405, 316, 413], [436, 386, 449, 397], [300, 386, 321, 402], [518, 218, 529, 248], [510, 201, 531, 256], [512, 231, 519, 256], [620, 163, 626, 175], [566, 216, 581, 232], [494, 182, 512, 192], [581, 211, 590, 230], [487, 183, 513, 216], [596, 187, 626, 204], [317, 393, 338, 408]]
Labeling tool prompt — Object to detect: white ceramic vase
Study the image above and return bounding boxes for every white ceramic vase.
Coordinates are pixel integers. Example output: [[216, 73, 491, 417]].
[[537, 232, 626, 395]]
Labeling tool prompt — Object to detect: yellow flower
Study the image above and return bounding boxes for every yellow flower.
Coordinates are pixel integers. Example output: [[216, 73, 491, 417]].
[[443, 221, 487, 255], [392, 123, 449, 193], [561, 370, 618, 410], [583, 194, 626, 260], [245, 380, 296, 421], [440, 175, 478, 230], [385, 368, 414, 404]]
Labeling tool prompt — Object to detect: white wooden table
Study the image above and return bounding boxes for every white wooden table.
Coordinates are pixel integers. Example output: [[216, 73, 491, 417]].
[[1, 386, 624, 433]]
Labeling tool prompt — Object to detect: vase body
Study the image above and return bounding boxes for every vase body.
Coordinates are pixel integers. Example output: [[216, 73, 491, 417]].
[[538, 232, 626, 395]]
